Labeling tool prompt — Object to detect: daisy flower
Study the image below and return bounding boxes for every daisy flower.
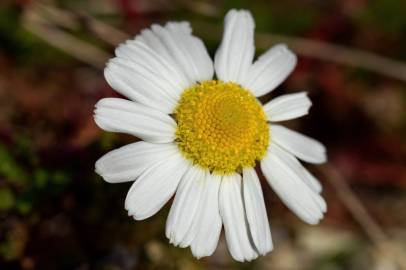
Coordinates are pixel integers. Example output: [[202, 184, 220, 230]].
[[94, 9, 327, 262]]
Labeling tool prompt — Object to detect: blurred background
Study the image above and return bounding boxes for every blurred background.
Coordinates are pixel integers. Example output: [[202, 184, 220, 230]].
[[0, 0, 405, 269]]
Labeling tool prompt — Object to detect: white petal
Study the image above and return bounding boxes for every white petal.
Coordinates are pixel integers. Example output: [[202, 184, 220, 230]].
[[189, 173, 222, 258], [125, 152, 189, 220], [261, 143, 326, 224], [263, 92, 312, 122], [270, 143, 326, 213], [105, 57, 178, 113], [164, 22, 214, 82], [282, 150, 323, 194], [94, 98, 176, 143], [115, 39, 189, 94], [95, 142, 178, 183], [242, 44, 297, 97], [214, 9, 255, 83], [141, 22, 214, 84], [136, 26, 188, 83], [242, 168, 273, 255], [166, 165, 207, 246], [219, 173, 258, 262], [301, 168, 323, 194], [106, 22, 214, 113], [270, 124, 327, 164]]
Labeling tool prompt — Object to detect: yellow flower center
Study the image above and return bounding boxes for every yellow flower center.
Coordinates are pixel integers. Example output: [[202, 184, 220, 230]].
[[174, 80, 269, 175]]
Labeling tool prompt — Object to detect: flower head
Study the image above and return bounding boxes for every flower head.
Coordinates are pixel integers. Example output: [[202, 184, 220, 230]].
[[94, 9, 327, 262]]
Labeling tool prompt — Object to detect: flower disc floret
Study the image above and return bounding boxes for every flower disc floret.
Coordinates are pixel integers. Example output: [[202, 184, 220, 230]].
[[174, 80, 269, 174]]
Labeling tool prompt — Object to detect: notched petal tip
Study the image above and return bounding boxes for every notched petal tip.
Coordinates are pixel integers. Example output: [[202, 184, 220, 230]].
[[225, 8, 254, 18], [165, 21, 192, 34]]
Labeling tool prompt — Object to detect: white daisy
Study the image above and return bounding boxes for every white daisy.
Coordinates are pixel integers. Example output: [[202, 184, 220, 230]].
[[94, 9, 327, 262]]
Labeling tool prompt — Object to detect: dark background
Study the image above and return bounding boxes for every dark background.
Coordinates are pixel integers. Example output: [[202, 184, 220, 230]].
[[0, 0, 405, 269]]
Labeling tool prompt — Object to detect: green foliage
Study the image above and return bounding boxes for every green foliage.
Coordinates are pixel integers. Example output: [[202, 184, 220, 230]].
[[220, 1, 320, 35], [0, 144, 27, 185], [358, 0, 406, 34], [252, 4, 320, 35], [100, 132, 118, 150], [34, 169, 48, 189], [0, 142, 71, 216], [0, 188, 15, 211], [224, 0, 245, 10], [15, 195, 33, 215], [0, 236, 20, 261], [0, 6, 70, 66]]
